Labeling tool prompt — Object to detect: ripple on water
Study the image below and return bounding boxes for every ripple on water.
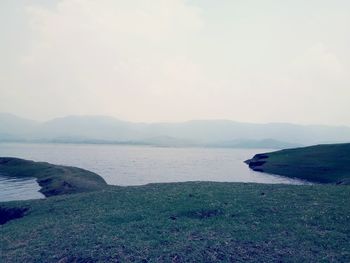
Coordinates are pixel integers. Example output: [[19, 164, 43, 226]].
[[0, 175, 45, 202], [0, 144, 310, 186]]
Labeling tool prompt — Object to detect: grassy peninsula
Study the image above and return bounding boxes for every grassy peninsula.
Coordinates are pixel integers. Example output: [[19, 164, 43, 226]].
[[0, 158, 107, 197], [246, 143, 350, 184], [1, 152, 350, 262]]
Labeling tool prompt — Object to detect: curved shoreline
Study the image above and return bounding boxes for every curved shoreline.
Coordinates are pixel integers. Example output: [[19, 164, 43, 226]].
[[0, 157, 108, 197]]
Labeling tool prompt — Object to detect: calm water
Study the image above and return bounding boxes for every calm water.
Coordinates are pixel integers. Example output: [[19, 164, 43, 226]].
[[0, 174, 44, 202], [0, 143, 307, 202]]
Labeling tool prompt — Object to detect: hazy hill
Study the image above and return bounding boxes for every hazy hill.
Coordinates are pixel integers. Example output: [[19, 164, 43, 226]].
[[1, 113, 350, 148], [206, 139, 303, 149], [0, 113, 39, 141], [38, 116, 144, 141]]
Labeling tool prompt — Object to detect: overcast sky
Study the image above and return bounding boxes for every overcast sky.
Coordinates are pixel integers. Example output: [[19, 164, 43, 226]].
[[1, 0, 349, 125]]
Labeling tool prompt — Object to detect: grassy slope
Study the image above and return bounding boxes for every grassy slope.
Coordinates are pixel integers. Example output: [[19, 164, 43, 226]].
[[0, 158, 107, 197], [1, 182, 350, 262], [246, 143, 350, 184]]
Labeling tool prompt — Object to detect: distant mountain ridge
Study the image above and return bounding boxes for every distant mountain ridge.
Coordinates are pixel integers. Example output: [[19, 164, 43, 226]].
[[1, 113, 350, 149]]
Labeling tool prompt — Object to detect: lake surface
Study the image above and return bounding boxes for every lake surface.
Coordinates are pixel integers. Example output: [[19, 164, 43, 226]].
[[0, 143, 307, 202]]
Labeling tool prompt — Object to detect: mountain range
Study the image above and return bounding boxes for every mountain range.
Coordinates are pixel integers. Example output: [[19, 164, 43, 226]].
[[1, 113, 350, 149]]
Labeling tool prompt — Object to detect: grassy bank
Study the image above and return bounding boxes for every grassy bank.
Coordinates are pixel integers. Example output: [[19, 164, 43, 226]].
[[0, 158, 107, 197], [1, 182, 350, 262], [246, 143, 350, 184]]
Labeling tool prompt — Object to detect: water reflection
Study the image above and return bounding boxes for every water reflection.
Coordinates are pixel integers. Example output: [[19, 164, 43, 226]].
[[0, 174, 44, 202]]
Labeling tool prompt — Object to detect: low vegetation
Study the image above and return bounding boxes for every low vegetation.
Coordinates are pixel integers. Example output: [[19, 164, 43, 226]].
[[1, 182, 349, 262], [246, 143, 350, 184]]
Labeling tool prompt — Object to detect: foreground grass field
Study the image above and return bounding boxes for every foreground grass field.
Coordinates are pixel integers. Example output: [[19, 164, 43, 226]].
[[246, 143, 350, 184], [1, 182, 350, 262]]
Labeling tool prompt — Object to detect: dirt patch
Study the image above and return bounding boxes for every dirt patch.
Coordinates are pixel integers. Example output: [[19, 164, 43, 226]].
[[255, 154, 269, 159], [57, 256, 95, 263], [0, 206, 29, 225], [249, 161, 266, 167], [178, 208, 224, 220]]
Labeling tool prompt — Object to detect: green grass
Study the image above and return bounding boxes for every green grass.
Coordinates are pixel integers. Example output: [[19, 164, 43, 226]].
[[0, 158, 107, 197], [1, 182, 350, 262], [246, 143, 350, 184]]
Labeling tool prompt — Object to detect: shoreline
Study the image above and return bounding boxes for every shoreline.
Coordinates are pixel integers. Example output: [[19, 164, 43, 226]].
[[0, 157, 108, 197], [245, 143, 350, 185]]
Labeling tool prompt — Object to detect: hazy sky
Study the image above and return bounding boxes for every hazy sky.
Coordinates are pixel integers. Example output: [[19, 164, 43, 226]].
[[1, 0, 349, 125]]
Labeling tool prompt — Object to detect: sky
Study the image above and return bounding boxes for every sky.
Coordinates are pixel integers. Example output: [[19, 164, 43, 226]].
[[1, 0, 349, 125]]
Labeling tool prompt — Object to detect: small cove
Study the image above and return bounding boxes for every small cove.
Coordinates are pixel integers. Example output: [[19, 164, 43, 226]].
[[0, 143, 310, 201], [0, 174, 44, 202]]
